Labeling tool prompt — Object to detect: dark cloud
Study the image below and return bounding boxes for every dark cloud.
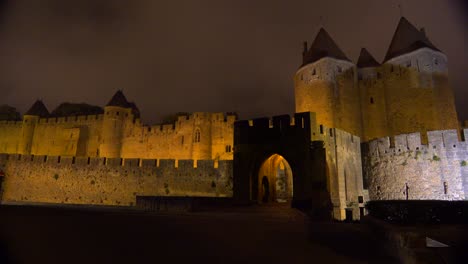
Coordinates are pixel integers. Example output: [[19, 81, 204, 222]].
[[0, 0, 466, 124]]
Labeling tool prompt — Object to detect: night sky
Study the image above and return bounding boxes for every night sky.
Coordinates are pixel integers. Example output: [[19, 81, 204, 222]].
[[0, 0, 466, 124]]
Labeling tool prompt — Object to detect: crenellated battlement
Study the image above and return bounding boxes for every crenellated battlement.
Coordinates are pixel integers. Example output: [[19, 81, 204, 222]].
[[365, 129, 467, 158], [0, 120, 22, 126], [0, 153, 230, 170], [236, 112, 312, 130], [140, 112, 236, 135], [37, 114, 104, 125]]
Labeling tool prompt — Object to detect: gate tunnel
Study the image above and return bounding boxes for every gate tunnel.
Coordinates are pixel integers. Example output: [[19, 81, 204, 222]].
[[233, 112, 331, 215]]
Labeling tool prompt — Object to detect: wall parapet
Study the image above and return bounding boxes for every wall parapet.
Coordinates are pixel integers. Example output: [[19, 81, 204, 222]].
[[0, 153, 230, 170], [365, 129, 467, 159]]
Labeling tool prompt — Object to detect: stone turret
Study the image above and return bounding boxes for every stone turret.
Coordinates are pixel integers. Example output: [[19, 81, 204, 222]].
[[295, 28, 361, 136], [357, 48, 388, 141], [381, 17, 458, 139], [19, 100, 49, 154], [99, 90, 135, 158]]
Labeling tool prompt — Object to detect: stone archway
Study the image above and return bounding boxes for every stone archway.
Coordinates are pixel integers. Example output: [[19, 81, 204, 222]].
[[257, 154, 293, 203]]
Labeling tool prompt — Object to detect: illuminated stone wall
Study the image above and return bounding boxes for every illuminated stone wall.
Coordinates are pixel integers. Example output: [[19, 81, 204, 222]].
[[359, 48, 458, 142], [294, 58, 362, 137], [363, 129, 468, 201], [0, 120, 22, 153], [0, 154, 233, 206], [312, 124, 367, 220], [0, 111, 235, 161], [121, 112, 235, 161], [295, 49, 459, 144]]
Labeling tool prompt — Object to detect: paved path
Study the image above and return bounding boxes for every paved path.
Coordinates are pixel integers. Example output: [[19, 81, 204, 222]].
[[0, 204, 398, 264]]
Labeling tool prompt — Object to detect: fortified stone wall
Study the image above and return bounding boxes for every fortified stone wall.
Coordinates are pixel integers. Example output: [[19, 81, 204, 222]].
[[363, 129, 468, 201], [0, 121, 22, 153], [0, 153, 233, 206], [312, 123, 366, 220], [121, 112, 235, 161], [32, 114, 104, 157], [0, 111, 235, 161]]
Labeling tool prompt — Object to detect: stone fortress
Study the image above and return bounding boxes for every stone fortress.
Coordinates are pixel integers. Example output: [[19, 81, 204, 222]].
[[0, 17, 466, 220]]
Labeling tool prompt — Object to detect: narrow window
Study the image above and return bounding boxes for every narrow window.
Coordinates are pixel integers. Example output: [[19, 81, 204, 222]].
[[319, 125, 324, 134], [116, 111, 119, 116], [72, 157, 76, 164], [225, 145, 232, 153], [370, 97, 374, 104], [87, 157, 91, 165], [312, 69, 316, 75], [181, 136, 184, 145], [57, 156, 61, 163], [329, 128, 333, 137], [443, 182, 448, 194], [194, 130, 201, 143]]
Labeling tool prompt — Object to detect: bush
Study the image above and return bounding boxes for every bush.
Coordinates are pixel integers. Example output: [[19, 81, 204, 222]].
[[366, 200, 468, 224]]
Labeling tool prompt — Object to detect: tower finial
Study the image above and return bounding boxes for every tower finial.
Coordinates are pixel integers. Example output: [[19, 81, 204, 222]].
[[319, 15, 324, 28], [398, 2, 404, 17]]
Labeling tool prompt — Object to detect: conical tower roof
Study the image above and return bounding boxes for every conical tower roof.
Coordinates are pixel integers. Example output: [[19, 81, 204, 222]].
[[357, 48, 380, 68], [107, 90, 130, 108], [384, 17, 440, 62], [302, 28, 350, 66], [25, 100, 49, 117]]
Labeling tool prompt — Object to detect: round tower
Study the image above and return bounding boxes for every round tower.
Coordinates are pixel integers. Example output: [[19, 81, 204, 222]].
[[357, 48, 388, 142], [381, 17, 459, 138], [295, 28, 361, 136], [19, 100, 49, 155], [100, 91, 133, 158]]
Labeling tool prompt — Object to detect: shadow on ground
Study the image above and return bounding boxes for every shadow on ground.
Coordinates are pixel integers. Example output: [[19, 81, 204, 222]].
[[0, 204, 399, 264]]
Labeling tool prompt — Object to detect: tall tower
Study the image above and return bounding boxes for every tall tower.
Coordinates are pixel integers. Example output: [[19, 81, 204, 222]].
[[295, 28, 361, 136], [357, 48, 388, 141], [381, 17, 458, 139], [100, 91, 133, 158], [19, 100, 49, 155]]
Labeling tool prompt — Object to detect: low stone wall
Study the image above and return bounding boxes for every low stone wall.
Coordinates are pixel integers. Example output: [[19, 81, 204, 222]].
[[363, 129, 467, 201], [0, 154, 233, 206]]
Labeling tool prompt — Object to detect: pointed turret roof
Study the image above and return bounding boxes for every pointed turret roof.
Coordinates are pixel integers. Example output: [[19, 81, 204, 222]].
[[106, 90, 141, 118], [302, 28, 350, 66], [25, 100, 49, 117], [384, 17, 440, 62], [107, 90, 130, 108], [357, 48, 380, 68]]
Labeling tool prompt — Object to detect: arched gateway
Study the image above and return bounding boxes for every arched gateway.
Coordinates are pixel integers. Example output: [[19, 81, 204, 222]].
[[258, 154, 293, 203], [233, 112, 331, 214]]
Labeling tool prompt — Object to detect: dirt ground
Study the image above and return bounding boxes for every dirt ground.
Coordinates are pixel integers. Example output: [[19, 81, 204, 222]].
[[0, 204, 399, 264]]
